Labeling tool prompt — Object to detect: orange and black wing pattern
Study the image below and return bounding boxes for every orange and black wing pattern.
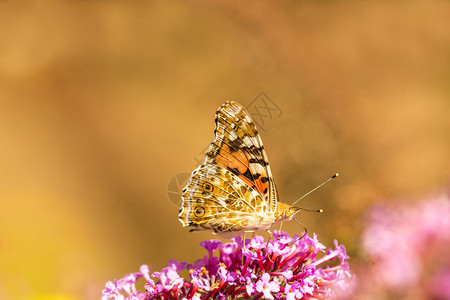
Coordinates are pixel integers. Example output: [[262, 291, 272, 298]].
[[205, 101, 278, 212]]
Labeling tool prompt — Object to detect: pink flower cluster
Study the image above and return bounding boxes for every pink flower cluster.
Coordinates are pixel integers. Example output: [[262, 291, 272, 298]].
[[102, 231, 352, 299], [360, 193, 450, 299]]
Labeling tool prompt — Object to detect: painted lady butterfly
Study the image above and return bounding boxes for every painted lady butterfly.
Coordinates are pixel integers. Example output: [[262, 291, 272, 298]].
[[178, 101, 300, 238]]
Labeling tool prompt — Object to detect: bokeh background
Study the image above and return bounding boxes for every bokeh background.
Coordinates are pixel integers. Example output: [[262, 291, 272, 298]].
[[1, 1, 449, 299]]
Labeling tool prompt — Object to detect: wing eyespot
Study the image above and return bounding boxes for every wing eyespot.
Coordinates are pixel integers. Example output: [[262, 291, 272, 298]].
[[194, 206, 205, 217], [203, 182, 214, 192]]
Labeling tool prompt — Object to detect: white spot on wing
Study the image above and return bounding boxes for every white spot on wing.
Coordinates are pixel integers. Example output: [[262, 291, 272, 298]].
[[242, 136, 258, 147], [229, 131, 238, 141]]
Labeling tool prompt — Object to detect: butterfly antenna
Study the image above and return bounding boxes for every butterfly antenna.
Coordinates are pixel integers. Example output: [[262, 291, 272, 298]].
[[291, 173, 339, 208]]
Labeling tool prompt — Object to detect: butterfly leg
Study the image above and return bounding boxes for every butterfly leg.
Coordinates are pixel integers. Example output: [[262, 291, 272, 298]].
[[242, 231, 246, 253], [242, 231, 254, 267], [277, 222, 283, 237], [243, 231, 255, 250], [265, 229, 275, 262]]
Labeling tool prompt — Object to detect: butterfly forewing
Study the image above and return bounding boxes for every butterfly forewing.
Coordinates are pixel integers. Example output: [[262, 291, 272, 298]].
[[206, 102, 278, 212]]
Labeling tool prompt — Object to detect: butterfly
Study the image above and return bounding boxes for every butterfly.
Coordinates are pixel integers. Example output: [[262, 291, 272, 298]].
[[178, 101, 301, 238]]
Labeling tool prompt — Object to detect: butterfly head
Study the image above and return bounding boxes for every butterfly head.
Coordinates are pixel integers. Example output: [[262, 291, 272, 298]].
[[276, 202, 302, 221]]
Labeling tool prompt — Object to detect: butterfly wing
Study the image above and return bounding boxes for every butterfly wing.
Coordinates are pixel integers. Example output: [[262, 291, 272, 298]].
[[206, 101, 279, 212], [178, 164, 275, 235], [178, 101, 280, 235]]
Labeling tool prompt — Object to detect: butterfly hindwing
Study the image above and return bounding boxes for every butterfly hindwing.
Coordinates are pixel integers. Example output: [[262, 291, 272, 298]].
[[179, 164, 269, 234]]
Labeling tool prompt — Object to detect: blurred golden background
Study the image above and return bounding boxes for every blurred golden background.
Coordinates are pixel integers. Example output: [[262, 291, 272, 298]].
[[0, 1, 449, 299]]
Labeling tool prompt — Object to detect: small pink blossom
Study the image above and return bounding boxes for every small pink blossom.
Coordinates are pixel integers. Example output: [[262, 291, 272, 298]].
[[255, 273, 280, 300]]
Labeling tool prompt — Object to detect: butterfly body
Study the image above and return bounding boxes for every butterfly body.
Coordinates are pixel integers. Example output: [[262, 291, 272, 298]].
[[178, 101, 299, 237]]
